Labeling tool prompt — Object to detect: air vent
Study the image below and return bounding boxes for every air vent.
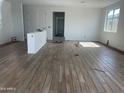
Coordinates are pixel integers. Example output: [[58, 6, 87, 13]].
[[80, 1, 85, 4]]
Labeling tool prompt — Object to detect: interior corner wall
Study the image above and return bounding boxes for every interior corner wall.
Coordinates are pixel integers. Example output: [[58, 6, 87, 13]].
[[0, 0, 13, 44], [0, 0, 24, 45], [99, 0, 124, 51], [23, 5, 101, 41], [10, 0, 24, 41]]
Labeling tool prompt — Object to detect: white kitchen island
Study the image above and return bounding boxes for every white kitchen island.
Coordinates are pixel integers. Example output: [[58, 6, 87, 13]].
[[27, 30, 47, 54]]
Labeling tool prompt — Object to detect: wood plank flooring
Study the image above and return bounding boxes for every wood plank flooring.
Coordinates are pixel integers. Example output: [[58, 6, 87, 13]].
[[0, 41, 124, 93]]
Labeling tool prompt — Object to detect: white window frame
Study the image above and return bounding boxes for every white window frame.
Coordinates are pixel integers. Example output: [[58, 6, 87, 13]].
[[104, 8, 120, 33]]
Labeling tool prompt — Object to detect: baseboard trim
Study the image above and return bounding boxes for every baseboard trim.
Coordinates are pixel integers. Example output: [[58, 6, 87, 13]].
[[47, 40, 100, 43], [47, 40, 54, 43], [0, 41, 19, 48], [64, 40, 99, 42], [98, 41, 124, 54]]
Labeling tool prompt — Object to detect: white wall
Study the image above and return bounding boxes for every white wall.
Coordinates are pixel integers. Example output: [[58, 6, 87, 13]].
[[23, 5, 101, 41], [10, 0, 24, 41], [0, 0, 24, 45], [99, 0, 124, 51], [0, 0, 13, 44]]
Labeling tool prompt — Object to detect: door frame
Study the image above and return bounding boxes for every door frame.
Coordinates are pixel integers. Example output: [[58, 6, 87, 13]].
[[53, 12, 65, 39]]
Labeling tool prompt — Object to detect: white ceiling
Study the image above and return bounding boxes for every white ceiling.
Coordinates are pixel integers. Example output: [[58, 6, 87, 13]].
[[23, 0, 120, 7]]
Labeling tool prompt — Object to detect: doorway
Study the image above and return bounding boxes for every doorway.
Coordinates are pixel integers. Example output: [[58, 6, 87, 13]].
[[53, 12, 65, 42]]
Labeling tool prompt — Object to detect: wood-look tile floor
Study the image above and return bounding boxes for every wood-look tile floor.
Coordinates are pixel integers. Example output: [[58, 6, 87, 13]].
[[0, 42, 124, 93]]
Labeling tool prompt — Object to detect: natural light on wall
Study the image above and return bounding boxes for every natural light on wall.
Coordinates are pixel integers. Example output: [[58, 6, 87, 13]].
[[0, 0, 3, 36], [79, 42, 100, 48], [0, 0, 3, 18]]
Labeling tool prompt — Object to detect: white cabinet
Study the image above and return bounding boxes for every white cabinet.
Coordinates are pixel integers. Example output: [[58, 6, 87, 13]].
[[27, 31, 47, 54]]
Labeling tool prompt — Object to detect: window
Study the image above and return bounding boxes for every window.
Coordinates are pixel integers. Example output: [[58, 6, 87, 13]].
[[104, 8, 120, 32]]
